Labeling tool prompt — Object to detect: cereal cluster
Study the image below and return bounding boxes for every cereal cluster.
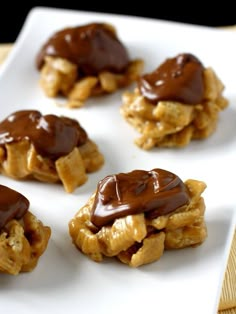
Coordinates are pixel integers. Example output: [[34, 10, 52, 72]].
[[0, 110, 104, 193], [36, 23, 144, 108], [69, 169, 207, 267], [120, 53, 228, 149], [0, 185, 51, 275]]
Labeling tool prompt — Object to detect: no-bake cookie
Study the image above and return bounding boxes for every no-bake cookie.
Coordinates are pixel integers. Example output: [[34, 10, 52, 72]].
[[0, 184, 51, 275], [69, 168, 207, 267], [0, 110, 104, 193], [36, 22, 144, 108], [120, 53, 228, 149]]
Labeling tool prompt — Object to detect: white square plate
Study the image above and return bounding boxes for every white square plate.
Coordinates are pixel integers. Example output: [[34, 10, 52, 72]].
[[0, 7, 236, 314]]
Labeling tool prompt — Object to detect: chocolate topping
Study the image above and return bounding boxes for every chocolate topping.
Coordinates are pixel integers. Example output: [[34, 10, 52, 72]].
[[137, 53, 205, 105], [0, 185, 29, 230], [36, 23, 130, 76], [0, 110, 88, 160], [91, 168, 190, 227]]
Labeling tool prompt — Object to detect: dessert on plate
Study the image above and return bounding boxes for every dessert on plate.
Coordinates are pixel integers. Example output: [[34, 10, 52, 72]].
[[120, 52, 229, 150], [69, 168, 207, 267], [0, 110, 104, 193], [36, 22, 144, 108], [0, 184, 51, 275]]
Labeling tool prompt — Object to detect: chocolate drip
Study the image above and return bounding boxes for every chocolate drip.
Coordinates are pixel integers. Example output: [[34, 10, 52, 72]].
[[0, 110, 88, 160], [138, 53, 205, 105], [91, 168, 190, 227], [36, 23, 130, 76], [0, 185, 29, 230]]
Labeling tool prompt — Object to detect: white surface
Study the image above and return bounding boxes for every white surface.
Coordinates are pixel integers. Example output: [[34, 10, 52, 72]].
[[0, 7, 236, 314]]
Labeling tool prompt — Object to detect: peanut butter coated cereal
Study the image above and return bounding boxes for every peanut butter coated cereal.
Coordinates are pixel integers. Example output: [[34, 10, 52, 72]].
[[120, 53, 228, 150], [36, 22, 144, 108], [68, 168, 207, 267], [0, 110, 104, 193], [0, 185, 51, 275]]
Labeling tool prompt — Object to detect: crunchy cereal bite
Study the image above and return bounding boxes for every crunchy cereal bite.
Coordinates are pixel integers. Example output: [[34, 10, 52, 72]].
[[0, 184, 51, 275], [0, 110, 104, 193], [68, 168, 207, 267], [36, 22, 144, 108], [120, 53, 229, 150]]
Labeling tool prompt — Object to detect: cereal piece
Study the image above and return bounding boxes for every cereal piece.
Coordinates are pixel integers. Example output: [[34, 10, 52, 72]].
[[55, 147, 87, 193], [120, 53, 229, 150], [68, 168, 207, 267], [0, 110, 104, 193], [39, 56, 77, 97], [68, 77, 99, 103], [0, 185, 51, 275], [118, 232, 165, 267], [36, 23, 144, 107], [78, 139, 107, 173]]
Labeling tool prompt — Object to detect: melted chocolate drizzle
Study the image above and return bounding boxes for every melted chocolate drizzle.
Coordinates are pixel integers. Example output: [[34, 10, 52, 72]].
[[36, 23, 130, 76], [91, 168, 190, 227], [0, 110, 88, 160], [138, 53, 205, 105], [0, 185, 29, 230]]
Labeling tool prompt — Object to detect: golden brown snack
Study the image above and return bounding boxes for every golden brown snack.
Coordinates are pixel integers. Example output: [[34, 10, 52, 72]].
[[68, 168, 207, 267], [36, 22, 144, 108], [120, 53, 228, 150], [0, 184, 51, 275], [0, 110, 104, 193]]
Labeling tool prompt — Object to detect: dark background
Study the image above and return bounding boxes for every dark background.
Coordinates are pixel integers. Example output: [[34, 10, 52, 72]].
[[0, 2, 235, 43]]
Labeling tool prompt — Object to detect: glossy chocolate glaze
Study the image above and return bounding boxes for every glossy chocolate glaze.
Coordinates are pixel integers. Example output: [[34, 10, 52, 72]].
[[0, 110, 88, 160], [0, 185, 29, 230], [36, 23, 130, 76], [91, 168, 190, 227], [137, 53, 205, 105]]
